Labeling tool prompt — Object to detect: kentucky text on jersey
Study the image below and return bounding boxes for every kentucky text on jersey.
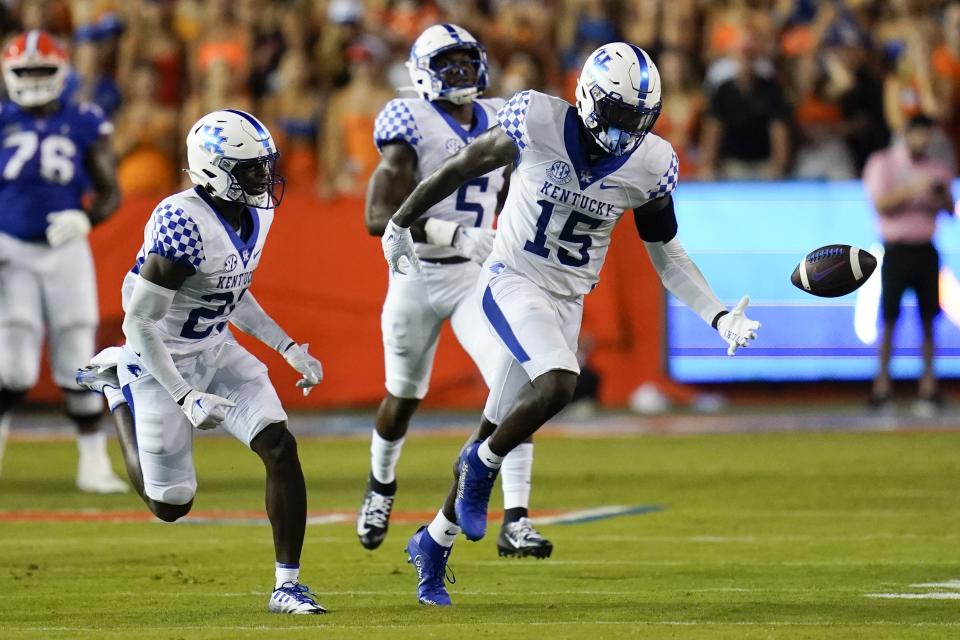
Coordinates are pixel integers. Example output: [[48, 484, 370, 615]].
[[216, 271, 253, 289], [538, 180, 617, 218]]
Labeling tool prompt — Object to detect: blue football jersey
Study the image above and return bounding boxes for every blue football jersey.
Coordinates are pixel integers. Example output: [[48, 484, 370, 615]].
[[0, 100, 113, 241]]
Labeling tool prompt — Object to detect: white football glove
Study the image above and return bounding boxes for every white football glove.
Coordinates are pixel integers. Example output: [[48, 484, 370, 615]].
[[716, 295, 761, 356], [46, 209, 91, 247], [382, 219, 421, 275], [178, 389, 236, 430], [454, 226, 496, 264], [283, 342, 323, 396]]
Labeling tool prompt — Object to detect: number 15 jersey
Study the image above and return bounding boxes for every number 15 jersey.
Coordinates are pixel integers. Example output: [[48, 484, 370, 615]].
[[493, 90, 679, 297], [122, 186, 274, 356]]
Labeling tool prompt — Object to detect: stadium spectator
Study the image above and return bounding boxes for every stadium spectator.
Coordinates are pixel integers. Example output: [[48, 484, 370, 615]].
[[863, 114, 956, 414], [699, 33, 792, 179], [117, 0, 186, 109], [320, 36, 393, 199], [790, 51, 857, 179], [653, 48, 704, 178], [113, 64, 178, 195], [932, 1, 960, 165], [262, 49, 321, 192]]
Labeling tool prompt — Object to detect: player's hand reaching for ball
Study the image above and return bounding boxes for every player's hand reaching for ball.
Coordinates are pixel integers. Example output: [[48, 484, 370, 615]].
[[283, 342, 323, 396], [46, 209, 91, 247], [716, 296, 760, 356], [178, 389, 236, 430], [382, 219, 421, 275]]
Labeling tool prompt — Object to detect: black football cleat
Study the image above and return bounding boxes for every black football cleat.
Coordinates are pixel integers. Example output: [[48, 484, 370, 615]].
[[497, 517, 553, 559], [357, 474, 396, 550]]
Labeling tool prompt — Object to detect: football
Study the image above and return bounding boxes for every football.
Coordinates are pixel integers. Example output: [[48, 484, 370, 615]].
[[790, 244, 877, 298]]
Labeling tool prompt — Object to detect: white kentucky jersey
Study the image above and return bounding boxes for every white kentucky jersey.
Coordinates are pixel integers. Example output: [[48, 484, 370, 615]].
[[122, 186, 274, 356], [374, 97, 507, 260], [493, 90, 678, 297]]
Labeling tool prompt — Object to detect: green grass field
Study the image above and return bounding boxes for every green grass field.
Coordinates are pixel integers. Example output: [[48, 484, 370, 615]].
[[1, 427, 959, 639]]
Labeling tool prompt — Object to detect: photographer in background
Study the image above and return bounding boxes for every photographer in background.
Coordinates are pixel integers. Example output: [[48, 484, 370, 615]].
[[863, 114, 956, 415]]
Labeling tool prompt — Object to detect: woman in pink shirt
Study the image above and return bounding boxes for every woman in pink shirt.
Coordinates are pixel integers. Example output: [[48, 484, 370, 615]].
[[863, 114, 955, 412]]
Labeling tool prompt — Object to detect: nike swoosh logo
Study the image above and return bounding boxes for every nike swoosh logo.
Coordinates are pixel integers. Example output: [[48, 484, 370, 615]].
[[484, 457, 499, 465], [445, 529, 458, 536], [599, 182, 618, 190], [195, 399, 203, 410], [252, 250, 262, 259], [810, 262, 843, 282]]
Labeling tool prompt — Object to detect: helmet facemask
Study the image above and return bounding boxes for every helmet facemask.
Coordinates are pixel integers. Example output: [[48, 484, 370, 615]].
[[584, 84, 661, 156], [220, 153, 285, 209], [429, 45, 485, 105]]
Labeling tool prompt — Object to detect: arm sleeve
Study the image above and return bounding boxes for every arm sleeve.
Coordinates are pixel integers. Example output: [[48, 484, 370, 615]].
[[229, 293, 294, 353], [633, 195, 678, 243], [644, 236, 727, 326], [147, 205, 205, 271], [121, 276, 192, 402], [374, 99, 422, 152]]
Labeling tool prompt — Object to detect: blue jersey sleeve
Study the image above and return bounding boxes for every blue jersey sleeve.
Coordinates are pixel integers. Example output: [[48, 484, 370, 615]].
[[373, 99, 421, 151], [147, 203, 205, 270], [496, 91, 532, 151]]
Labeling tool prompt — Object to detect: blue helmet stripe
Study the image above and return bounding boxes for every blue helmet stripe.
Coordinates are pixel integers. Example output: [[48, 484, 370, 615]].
[[441, 23, 461, 42], [223, 108, 272, 151], [626, 44, 650, 95]]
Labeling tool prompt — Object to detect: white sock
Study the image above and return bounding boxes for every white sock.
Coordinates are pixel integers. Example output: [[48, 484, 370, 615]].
[[76, 431, 108, 464], [275, 562, 299, 589], [426, 509, 459, 547], [370, 431, 404, 485], [104, 386, 126, 412], [501, 443, 533, 510], [477, 439, 503, 470]]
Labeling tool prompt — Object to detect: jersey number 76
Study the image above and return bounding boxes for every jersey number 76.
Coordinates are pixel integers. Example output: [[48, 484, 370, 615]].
[[2, 131, 77, 184]]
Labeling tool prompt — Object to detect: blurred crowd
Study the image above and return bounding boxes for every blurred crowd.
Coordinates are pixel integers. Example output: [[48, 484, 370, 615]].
[[2, 0, 959, 198]]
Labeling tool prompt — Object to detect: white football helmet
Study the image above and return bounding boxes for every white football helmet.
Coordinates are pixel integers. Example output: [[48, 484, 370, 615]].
[[1, 30, 69, 108], [406, 23, 489, 105], [185, 109, 284, 209], [576, 43, 662, 156]]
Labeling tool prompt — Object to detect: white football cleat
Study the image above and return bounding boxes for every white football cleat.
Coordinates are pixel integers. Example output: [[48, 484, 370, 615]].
[[268, 582, 328, 614], [75, 347, 123, 394], [76, 434, 128, 494]]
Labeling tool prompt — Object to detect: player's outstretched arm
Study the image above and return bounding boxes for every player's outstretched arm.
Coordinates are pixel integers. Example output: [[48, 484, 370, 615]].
[[382, 125, 517, 274], [230, 294, 322, 395], [636, 195, 760, 356], [392, 125, 517, 228], [123, 255, 235, 428]]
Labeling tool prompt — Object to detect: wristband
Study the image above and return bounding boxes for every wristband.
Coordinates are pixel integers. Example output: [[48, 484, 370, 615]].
[[711, 310, 729, 330]]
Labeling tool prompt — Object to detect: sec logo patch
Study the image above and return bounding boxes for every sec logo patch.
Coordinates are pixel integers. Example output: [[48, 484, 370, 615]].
[[224, 255, 238, 272], [547, 160, 572, 185], [445, 139, 464, 155]]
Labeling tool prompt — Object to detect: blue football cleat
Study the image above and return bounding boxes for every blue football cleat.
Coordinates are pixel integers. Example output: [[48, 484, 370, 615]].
[[405, 526, 454, 606], [454, 442, 499, 541]]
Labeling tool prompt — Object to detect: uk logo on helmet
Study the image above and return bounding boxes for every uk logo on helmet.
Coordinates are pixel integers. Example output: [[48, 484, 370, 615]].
[[200, 125, 227, 155], [547, 160, 572, 185]]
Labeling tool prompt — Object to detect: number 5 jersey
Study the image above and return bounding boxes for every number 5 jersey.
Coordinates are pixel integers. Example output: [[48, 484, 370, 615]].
[[0, 100, 112, 241], [123, 186, 274, 356], [373, 97, 506, 262], [493, 90, 679, 297]]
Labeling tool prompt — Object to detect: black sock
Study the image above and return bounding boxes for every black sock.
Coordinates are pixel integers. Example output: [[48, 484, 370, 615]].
[[369, 473, 397, 495], [503, 507, 528, 524]]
